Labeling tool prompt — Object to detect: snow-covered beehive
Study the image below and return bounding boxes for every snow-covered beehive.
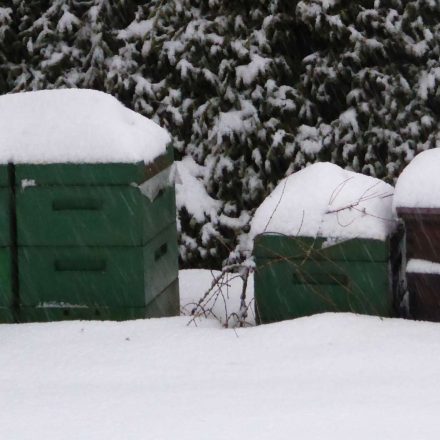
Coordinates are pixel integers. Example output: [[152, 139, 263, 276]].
[[0, 89, 179, 323], [251, 162, 400, 324]]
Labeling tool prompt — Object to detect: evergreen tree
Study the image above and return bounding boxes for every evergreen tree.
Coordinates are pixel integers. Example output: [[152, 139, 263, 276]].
[[117, 0, 310, 267], [3, 1, 440, 268], [0, 3, 15, 91], [295, 0, 440, 182]]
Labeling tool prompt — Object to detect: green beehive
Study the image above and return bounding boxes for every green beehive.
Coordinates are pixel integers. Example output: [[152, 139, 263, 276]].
[[251, 163, 399, 324], [15, 149, 179, 322], [254, 235, 396, 324], [0, 88, 180, 323], [0, 165, 14, 323]]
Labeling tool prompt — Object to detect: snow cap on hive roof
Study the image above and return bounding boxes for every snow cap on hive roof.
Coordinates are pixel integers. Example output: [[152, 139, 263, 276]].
[[0, 88, 170, 164], [394, 148, 440, 210], [251, 162, 396, 241]]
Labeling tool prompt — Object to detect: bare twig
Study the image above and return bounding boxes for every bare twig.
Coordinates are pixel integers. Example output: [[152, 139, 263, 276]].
[[329, 177, 354, 204], [185, 263, 254, 328], [263, 177, 288, 233], [296, 210, 305, 236]]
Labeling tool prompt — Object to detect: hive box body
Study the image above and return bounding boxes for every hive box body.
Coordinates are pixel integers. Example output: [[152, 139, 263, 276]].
[[14, 148, 180, 323], [19, 280, 179, 322], [254, 235, 396, 324], [19, 222, 178, 305], [16, 184, 176, 246]]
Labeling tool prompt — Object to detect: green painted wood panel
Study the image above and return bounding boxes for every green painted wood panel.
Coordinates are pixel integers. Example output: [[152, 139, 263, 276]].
[[254, 257, 392, 323], [143, 225, 179, 305], [0, 189, 11, 246], [18, 279, 179, 323], [254, 235, 390, 262], [0, 308, 15, 324], [15, 147, 174, 186], [0, 247, 13, 313], [16, 185, 176, 246], [254, 235, 394, 324], [18, 307, 147, 322], [145, 279, 180, 318], [0, 165, 9, 187], [18, 223, 179, 309]]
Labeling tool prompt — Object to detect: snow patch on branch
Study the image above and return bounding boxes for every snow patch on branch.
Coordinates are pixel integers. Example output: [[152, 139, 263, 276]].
[[214, 100, 258, 143], [297, 125, 323, 154], [175, 157, 221, 223], [236, 54, 272, 86], [340, 108, 359, 134]]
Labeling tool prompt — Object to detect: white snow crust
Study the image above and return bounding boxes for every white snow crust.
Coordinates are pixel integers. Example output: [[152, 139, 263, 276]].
[[1, 299, 440, 439], [251, 162, 396, 241], [0, 271, 439, 439], [0, 89, 170, 164], [394, 148, 440, 209], [407, 259, 440, 275]]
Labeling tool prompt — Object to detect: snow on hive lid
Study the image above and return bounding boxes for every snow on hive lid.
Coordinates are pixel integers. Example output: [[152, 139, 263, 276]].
[[251, 162, 396, 241], [393, 148, 440, 210], [0, 89, 171, 164]]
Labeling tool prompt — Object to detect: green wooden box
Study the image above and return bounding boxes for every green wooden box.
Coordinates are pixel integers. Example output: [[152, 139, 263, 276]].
[[16, 184, 176, 246], [254, 235, 396, 324], [18, 223, 179, 309], [18, 279, 179, 323], [14, 147, 173, 186]]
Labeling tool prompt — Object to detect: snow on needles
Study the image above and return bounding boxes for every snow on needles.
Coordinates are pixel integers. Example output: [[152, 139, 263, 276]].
[[394, 148, 440, 209], [0, 89, 170, 164], [251, 162, 396, 242], [175, 157, 221, 223]]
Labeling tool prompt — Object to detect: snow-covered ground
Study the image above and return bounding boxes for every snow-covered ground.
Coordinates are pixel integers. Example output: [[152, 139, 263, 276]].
[[1, 270, 440, 439]]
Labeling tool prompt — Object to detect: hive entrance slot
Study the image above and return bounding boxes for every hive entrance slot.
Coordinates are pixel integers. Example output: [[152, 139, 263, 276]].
[[52, 198, 103, 211], [292, 272, 348, 286], [54, 258, 107, 272]]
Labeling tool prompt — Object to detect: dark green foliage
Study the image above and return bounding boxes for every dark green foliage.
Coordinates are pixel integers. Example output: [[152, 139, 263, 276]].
[[296, 0, 440, 182], [1, 0, 440, 268]]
